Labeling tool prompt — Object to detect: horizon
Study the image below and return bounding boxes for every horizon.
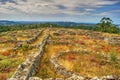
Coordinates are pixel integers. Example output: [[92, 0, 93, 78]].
[[0, 20, 120, 26], [0, 20, 98, 23], [0, 0, 120, 24]]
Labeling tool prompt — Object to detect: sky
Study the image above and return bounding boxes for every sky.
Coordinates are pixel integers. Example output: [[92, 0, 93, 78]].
[[0, 0, 120, 24]]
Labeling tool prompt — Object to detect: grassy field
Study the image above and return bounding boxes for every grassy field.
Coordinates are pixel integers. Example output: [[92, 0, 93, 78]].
[[0, 28, 45, 79], [0, 28, 120, 79], [36, 28, 120, 78]]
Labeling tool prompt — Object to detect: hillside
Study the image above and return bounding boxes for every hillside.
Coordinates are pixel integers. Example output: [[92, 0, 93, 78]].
[[0, 27, 120, 80]]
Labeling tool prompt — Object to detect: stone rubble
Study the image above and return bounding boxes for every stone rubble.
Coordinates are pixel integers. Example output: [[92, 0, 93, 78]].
[[8, 29, 120, 80], [50, 50, 120, 80], [106, 36, 120, 46], [8, 32, 49, 80], [12, 30, 43, 51]]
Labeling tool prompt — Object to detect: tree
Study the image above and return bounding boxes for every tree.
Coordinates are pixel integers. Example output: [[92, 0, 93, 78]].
[[96, 17, 119, 33]]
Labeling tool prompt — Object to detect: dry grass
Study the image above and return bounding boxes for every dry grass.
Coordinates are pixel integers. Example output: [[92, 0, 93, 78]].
[[0, 28, 120, 79], [0, 28, 44, 79], [36, 44, 65, 78], [58, 52, 120, 77], [45, 28, 120, 77]]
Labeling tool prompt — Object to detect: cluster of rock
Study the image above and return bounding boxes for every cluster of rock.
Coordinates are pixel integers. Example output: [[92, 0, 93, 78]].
[[7, 28, 120, 80], [88, 32, 104, 40], [29, 77, 64, 80], [53, 29, 120, 47], [77, 30, 105, 40], [26, 30, 43, 44], [105, 36, 120, 46], [30, 44, 41, 49], [12, 30, 43, 51], [21, 75, 119, 80], [52, 40, 70, 45], [53, 29, 105, 41], [50, 50, 84, 79], [77, 30, 120, 46], [50, 50, 120, 80], [0, 39, 19, 43], [8, 32, 49, 80], [12, 42, 23, 51], [53, 30, 76, 36], [97, 52, 120, 62]]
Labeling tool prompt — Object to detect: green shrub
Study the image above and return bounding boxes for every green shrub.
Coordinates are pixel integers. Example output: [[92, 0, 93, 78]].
[[21, 44, 29, 51], [109, 52, 117, 63], [97, 53, 103, 59], [0, 58, 24, 72], [0, 59, 14, 71], [73, 63, 80, 72], [114, 64, 120, 69]]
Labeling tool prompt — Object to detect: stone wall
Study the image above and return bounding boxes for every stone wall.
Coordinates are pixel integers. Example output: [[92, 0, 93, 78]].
[[0, 40, 21, 43], [50, 50, 120, 80], [105, 36, 120, 46], [50, 50, 85, 80], [7, 28, 120, 80], [8, 33, 49, 80], [26, 30, 43, 44], [12, 30, 43, 51]]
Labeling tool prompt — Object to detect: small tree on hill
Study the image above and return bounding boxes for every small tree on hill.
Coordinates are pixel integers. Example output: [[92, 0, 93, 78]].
[[96, 17, 119, 33]]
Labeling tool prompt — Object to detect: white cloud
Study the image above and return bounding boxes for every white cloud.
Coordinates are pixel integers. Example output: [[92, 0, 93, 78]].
[[85, 9, 95, 11], [0, 0, 119, 22], [0, 0, 119, 14], [94, 8, 120, 17], [110, 9, 120, 13]]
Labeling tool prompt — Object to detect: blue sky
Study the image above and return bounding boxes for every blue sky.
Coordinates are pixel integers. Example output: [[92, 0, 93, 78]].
[[0, 0, 120, 24]]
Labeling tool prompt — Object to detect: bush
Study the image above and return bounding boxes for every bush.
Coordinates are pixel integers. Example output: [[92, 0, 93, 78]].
[[0, 58, 23, 72], [21, 44, 29, 51], [97, 53, 103, 59], [0, 59, 14, 72], [109, 52, 117, 63]]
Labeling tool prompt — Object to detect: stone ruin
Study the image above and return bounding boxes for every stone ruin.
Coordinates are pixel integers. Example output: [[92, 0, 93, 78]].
[[53, 29, 76, 36], [12, 30, 43, 51], [104, 36, 120, 46], [8, 33, 49, 80], [50, 50, 120, 80], [77, 30, 120, 46], [7, 29, 120, 80]]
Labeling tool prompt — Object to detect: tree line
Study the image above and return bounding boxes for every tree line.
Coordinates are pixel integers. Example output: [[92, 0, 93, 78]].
[[0, 17, 120, 34]]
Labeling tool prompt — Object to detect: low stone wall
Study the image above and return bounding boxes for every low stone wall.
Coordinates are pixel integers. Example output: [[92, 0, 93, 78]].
[[28, 75, 119, 80], [106, 36, 120, 46], [0, 40, 21, 43], [29, 77, 64, 80], [8, 33, 49, 80], [12, 30, 43, 51], [50, 50, 120, 80], [50, 50, 84, 80], [26, 30, 43, 44]]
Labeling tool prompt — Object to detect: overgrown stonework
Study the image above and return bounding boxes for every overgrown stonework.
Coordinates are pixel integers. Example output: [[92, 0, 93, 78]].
[[7, 29, 120, 80], [12, 30, 43, 51], [8, 33, 49, 80], [50, 50, 120, 80], [107, 36, 120, 46]]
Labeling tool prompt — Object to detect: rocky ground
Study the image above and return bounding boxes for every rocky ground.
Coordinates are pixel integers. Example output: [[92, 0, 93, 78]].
[[0, 28, 120, 80]]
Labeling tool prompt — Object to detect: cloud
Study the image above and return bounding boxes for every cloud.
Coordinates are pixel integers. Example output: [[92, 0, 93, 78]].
[[0, 0, 119, 14], [94, 8, 120, 17], [56, 5, 67, 10], [0, 0, 119, 23], [0, 0, 17, 4]]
